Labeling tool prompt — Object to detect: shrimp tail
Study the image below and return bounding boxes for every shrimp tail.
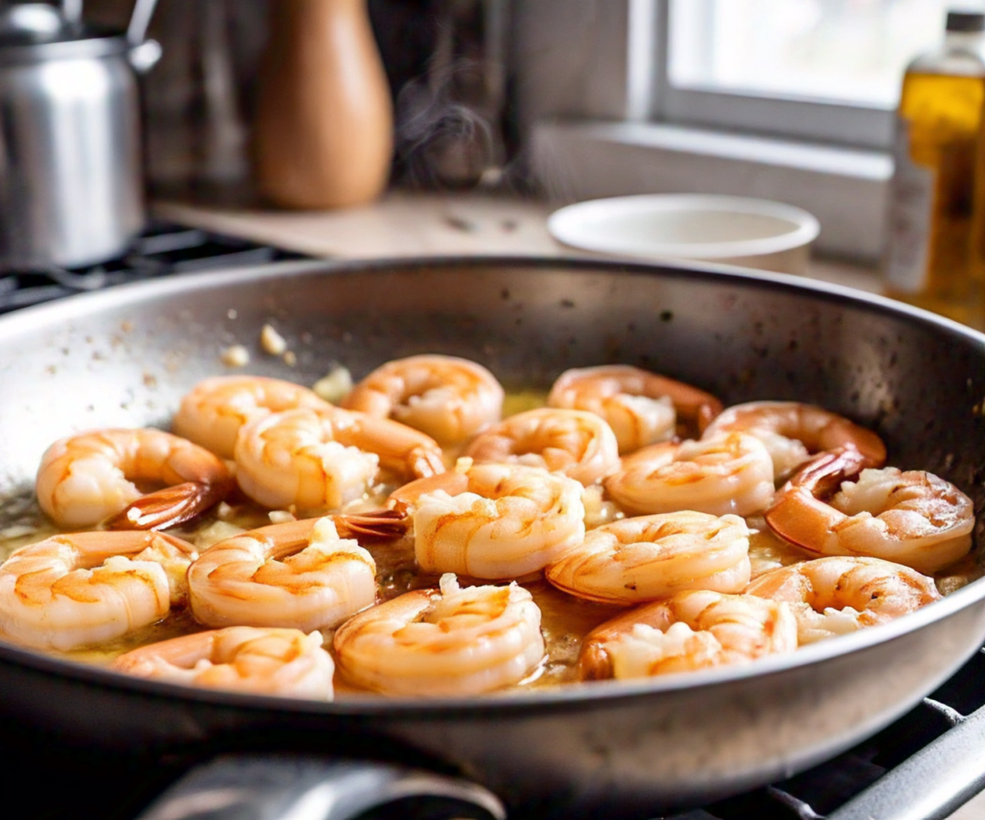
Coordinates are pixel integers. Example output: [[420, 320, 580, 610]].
[[695, 400, 724, 434], [577, 642, 614, 681], [792, 446, 868, 497], [104, 477, 235, 530], [764, 446, 867, 551], [332, 509, 409, 541]]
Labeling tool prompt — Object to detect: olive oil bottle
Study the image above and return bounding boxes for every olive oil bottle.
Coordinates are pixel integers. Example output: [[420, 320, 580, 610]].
[[884, 10, 985, 329]]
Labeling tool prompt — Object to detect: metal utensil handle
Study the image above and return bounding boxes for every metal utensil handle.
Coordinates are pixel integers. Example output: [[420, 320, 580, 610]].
[[126, 0, 159, 44], [133, 754, 507, 820], [827, 703, 985, 820], [62, 0, 83, 26]]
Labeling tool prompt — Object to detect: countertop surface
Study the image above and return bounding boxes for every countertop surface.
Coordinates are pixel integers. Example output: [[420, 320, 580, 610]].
[[154, 190, 883, 294], [154, 190, 981, 820]]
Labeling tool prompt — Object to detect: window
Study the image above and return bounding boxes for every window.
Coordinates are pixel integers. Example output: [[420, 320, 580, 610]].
[[523, 0, 948, 258], [655, 0, 953, 149]]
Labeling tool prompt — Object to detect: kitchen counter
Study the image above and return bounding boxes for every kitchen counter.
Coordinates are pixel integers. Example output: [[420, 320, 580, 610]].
[[154, 190, 884, 294]]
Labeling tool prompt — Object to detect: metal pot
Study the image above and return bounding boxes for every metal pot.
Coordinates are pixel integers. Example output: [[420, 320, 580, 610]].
[[1, 256, 984, 819], [0, 0, 160, 270]]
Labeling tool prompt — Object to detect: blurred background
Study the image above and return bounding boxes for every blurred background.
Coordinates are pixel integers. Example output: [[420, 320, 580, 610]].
[[78, 0, 959, 239]]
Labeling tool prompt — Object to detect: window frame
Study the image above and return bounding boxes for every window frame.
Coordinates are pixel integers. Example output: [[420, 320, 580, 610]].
[[645, 0, 896, 149], [517, 0, 895, 261]]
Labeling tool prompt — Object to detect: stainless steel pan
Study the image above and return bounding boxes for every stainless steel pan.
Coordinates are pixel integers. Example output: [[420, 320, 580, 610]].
[[1, 256, 984, 820]]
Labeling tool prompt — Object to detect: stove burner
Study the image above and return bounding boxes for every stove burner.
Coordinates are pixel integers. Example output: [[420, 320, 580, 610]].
[[0, 222, 310, 313]]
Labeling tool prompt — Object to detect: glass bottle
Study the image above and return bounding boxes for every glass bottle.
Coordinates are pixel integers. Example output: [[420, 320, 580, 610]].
[[883, 10, 985, 329]]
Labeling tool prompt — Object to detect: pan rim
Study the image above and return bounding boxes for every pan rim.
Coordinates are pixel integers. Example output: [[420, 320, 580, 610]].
[[0, 252, 982, 346]]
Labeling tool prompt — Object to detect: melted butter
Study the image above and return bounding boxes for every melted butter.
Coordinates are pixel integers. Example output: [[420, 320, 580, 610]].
[[526, 578, 622, 689], [502, 388, 549, 417], [747, 517, 813, 579]]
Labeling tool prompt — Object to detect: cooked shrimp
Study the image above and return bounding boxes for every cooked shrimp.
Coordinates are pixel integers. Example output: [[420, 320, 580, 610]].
[[577, 589, 798, 680], [546, 511, 751, 605], [173, 375, 334, 459], [112, 626, 334, 700], [234, 406, 445, 512], [389, 461, 586, 580], [36, 428, 234, 530], [341, 354, 504, 446], [463, 407, 620, 486], [764, 449, 974, 574], [702, 401, 886, 481], [745, 555, 941, 644], [0, 530, 197, 651], [188, 512, 405, 631], [547, 364, 723, 453], [603, 432, 775, 517], [333, 573, 545, 696]]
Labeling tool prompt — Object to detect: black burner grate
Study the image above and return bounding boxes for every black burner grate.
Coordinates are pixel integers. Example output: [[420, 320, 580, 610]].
[[0, 222, 310, 313], [658, 649, 985, 820]]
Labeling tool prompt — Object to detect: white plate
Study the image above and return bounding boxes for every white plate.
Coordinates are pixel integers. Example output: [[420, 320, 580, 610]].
[[547, 194, 821, 275]]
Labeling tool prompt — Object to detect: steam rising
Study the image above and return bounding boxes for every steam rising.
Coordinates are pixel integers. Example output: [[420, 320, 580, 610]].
[[395, 57, 506, 190]]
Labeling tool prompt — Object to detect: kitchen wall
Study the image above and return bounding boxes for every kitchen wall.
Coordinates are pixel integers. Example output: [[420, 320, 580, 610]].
[[85, 0, 878, 257], [506, 0, 889, 260], [87, 0, 520, 201]]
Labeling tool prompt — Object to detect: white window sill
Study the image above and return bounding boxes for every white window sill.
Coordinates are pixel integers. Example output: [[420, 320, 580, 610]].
[[529, 120, 892, 262]]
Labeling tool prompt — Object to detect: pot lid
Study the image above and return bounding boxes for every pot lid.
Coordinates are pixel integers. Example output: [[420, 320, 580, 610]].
[[0, 2, 127, 61]]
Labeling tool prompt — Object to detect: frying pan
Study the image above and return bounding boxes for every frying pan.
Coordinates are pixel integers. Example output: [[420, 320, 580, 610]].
[[1, 256, 985, 820]]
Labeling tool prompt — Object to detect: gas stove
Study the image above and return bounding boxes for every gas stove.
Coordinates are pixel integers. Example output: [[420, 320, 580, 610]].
[[682, 648, 985, 820], [0, 221, 310, 314], [1, 225, 983, 820]]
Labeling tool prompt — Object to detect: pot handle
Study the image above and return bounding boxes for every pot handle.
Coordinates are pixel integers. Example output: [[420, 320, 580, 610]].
[[126, 0, 159, 44], [125, 0, 162, 73], [132, 754, 507, 820]]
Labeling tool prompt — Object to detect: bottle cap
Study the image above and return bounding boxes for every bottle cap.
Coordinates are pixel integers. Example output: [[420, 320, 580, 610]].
[[946, 10, 985, 32]]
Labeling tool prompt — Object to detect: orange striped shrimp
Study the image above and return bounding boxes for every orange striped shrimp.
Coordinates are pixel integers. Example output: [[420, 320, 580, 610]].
[[113, 626, 335, 699], [545, 511, 751, 605], [0, 530, 196, 651], [604, 432, 775, 517], [547, 364, 723, 453], [173, 375, 334, 458], [702, 401, 886, 482], [389, 461, 586, 580], [462, 407, 621, 486], [577, 589, 798, 680], [188, 512, 405, 631], [764, 448, 974, 574], [333, 574, 545, 696], [36, 428, 233, 530], [745, 555, 941, 644], [342, 354, 504, 446], [234, 406, 445, 513]]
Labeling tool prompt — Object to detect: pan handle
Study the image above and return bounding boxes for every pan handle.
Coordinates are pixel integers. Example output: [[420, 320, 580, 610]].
[[826, 700, 985, 820], [131, 754, 507, 820]]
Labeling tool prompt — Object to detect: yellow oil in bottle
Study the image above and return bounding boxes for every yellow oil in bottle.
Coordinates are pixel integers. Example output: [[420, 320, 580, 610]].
[[884, 14, 985, 330]]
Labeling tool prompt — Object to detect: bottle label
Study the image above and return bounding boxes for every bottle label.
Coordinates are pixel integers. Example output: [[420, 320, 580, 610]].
[[885, 118, 935, 293]]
